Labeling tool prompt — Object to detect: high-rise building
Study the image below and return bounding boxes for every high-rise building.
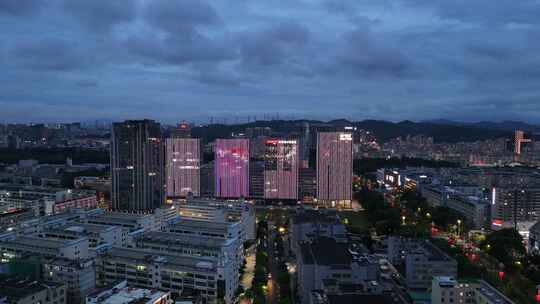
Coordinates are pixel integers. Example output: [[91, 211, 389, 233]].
[[264, 139, 299, 200], [491, 187, 540, 229], [298, 167, 317, 201], [200, 162, 215, 197], [249, 160, 264, 198], [514, 130, 532, 155], [301, 122, 311, 166], [111, 120, 164, 211], [215, 139, 249, 198], [316, 132, 353, 207], [165, 138, 200, 198]]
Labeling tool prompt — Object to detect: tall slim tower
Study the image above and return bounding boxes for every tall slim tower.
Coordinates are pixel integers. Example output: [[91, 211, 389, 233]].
[[215, 139, 250, 198], [264, 139, 299, 200], [111, 120, 164, 211], [165, 138, 201, 198], [316, 132, 353, 207]]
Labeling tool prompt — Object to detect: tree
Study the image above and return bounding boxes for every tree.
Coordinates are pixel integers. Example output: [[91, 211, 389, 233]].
[[482, 228, 526, 270], [431, 206, 461, 229]]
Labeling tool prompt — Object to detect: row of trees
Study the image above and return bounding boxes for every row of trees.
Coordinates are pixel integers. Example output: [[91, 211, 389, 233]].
[[353, 157, 459, 176], [354, 188, 466, 236], [274, 234, 292, 304], [251, 221, 269, 304], [0, 147, 109, 164]]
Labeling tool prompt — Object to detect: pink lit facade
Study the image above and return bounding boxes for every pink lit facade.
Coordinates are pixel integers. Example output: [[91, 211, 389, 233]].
[[317, 132, 353, 206], [166, 138, 201, 197], [264, 139, 299, 200], [215, 139, 250, 198]]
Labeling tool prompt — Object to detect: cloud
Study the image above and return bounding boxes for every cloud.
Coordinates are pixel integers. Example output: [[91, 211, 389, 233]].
[[126, 32, 235, 65], [335, 28, 413, 78], [124, 0, 233, 66], [143, 0, 221, 34], [239, 22, 310, 68], [61, 0, 137, 32], [1, 0, 540, 123], [0, 0, 43, 16], [405, 0, 540, 26], [11, 38, 88, 71]]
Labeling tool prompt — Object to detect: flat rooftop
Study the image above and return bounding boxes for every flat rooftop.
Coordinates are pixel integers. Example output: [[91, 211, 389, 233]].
[[420, 240, 455, 262], [0, 235, 86, 251], [300, 237, 352, 266], [292, 209, 341, 225], [87, 212, 152, 225], [0, 276, 64, 301], [90, 287, 167, 304], [64, 222, 119, 233], [102, 247, 217, 272], [171, 218, 238, 230], [136, 231, 235, 247]]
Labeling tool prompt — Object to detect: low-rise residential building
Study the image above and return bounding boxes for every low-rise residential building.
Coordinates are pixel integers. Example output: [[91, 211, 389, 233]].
[[96, 247, 233, 304], [133, 231, 241, 293], [41, 223, 124, 248], [297, 237, 380, 304], [0, 235, 89, 260], [0, 235, 95, 304], [172, 198, 256, 241], [43, 258, 96, 304], [310, 290, 397, 304], [0, 184, 97, 216], [431, 276, 514, 304], [166, 218, 242, 241], [84, 210, 159, 232], [0, 276, 66, 304], [388, 237, 457, 290], [82, 210, 159, 245], [0, 208, 35, 230], [86, 280, 172, 304], [421, 185, 489, 229], [289, 209, 347, 256]]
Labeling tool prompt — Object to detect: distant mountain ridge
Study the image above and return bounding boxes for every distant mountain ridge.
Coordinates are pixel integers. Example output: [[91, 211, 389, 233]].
[[191, 119, 514, 143], [424, 119, 540, 133]]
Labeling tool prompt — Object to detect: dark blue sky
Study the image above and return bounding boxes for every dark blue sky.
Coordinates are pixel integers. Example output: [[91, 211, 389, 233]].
[[1, 0, 539, 123]]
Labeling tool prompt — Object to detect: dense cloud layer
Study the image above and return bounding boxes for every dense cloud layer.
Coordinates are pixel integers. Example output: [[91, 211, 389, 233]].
[[0, 0, 539, 123]]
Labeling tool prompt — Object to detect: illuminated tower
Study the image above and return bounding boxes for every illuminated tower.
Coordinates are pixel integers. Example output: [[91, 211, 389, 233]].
[[316, 132, 353, 207], [264, 139, 299, 200], [215, 139, 250, 198], [166, 138, 200, 198]]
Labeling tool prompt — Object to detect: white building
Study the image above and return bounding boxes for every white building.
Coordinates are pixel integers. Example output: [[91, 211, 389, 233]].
[[431, 276, 513, 304], [96, 247, 235, 304], [172, 198, 256, 241], [86, 280, 172, 304], [296, 237, 380, 304], [41, 223, 125, 248], [387, 237, 457, 290], [134, 231, 241, 301], [166, 218, 242, 241]]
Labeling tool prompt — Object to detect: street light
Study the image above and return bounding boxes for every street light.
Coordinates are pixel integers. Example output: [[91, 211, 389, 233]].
[[401, 216, 406, 225]]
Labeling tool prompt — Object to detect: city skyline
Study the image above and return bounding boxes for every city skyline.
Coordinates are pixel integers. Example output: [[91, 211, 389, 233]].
[[2, 1, 540, 303], [2, 1, 540, 123]]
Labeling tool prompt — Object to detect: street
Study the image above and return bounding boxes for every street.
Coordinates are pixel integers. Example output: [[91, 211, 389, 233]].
[[266, 220, 280, 304]]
